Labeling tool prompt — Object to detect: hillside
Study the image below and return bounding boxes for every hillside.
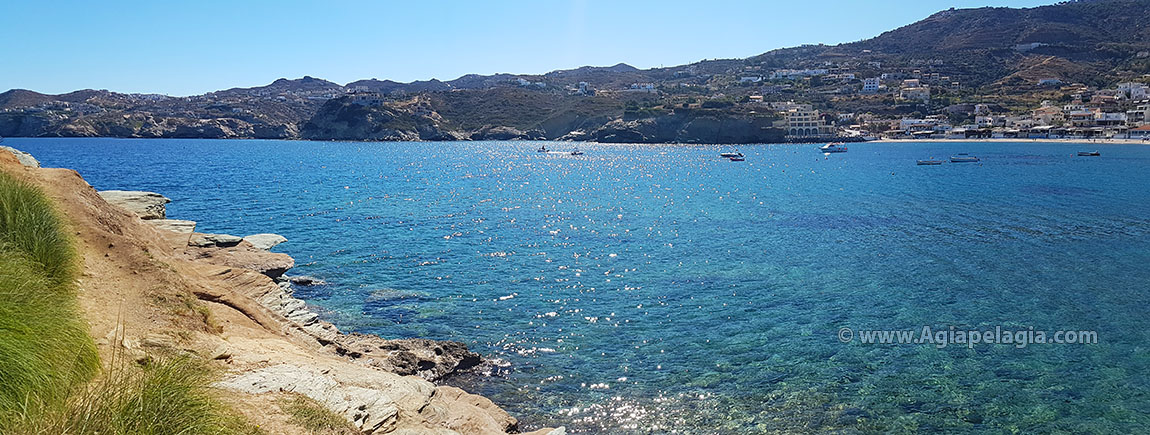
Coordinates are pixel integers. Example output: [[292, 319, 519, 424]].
[[3, 0, 1149, 142]]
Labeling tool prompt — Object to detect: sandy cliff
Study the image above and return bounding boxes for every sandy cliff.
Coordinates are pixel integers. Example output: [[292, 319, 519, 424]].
[[0, 148, 560, 435]]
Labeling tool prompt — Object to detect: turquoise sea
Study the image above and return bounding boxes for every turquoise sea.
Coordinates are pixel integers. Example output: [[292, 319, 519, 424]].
[[10, 138, 1150, 433]]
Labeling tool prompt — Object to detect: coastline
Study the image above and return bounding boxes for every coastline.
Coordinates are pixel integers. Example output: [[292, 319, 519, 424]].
[[871, 137, 1150, 145], [0, 145, 561, 434]]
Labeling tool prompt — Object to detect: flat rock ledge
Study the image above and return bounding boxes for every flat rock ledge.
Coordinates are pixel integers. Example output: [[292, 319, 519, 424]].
[[219, 364, 407, 434], [98, 190, 171, 219], [243, 233, 288, 250], [145, 219, 197, 234], [190, 233, 244, 248]]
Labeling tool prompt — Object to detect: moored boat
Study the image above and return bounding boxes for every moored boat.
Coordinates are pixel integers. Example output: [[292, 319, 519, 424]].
[[917, 159, 944, 165], [819, 142, 847, 153], [950, 155, 980, 163], [1077, 151, 1100, 156]]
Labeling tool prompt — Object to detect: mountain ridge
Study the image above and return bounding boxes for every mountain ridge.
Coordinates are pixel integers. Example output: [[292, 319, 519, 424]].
[[3, 0, 1148, 142]]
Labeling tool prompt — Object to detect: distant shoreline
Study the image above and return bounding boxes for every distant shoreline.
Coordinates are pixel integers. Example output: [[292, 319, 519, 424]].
[[6, 135, 1150, 146], [871, 138, 1150, 146]]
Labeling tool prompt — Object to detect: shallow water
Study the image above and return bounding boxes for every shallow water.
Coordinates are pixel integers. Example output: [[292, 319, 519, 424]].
[[11, 138, 1150, 433]]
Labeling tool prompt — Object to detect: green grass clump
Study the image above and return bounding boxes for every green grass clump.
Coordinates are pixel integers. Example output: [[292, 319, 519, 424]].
[[279, 393, 358, 434], [0, 172, 100, 428], [51, 356, 260, 435]]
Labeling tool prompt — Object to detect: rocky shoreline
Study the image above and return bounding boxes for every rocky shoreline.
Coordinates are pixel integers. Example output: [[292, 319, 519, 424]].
[[3, 147, 560, 434]]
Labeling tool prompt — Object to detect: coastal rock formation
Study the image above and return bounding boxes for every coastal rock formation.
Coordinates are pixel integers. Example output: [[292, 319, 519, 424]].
[[0, 145, 40, 168], [145, 218, 196, 233], [189, 233, 244, 248], [97, 190, 171, 219], [240, 275, 482, 381], [243, 233, 288, 250], [0, 146, 557, 434], [219, 364, 410, 434], [190, 242, 295, 278]]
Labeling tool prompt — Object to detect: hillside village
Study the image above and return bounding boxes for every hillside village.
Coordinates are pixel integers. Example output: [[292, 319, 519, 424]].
[[3, 0, 1150, 143]]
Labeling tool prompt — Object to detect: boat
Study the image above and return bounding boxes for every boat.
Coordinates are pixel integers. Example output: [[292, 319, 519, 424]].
[[917, 159, 944, 165], [1077, 151, 1100, 157], [729, 156, 745, 161], [537, 145, 549, 153], [819, 142, 848, 153], [950, 155, 980, 163], [720, 151, 744, 158], [570, 148, 584, 156]]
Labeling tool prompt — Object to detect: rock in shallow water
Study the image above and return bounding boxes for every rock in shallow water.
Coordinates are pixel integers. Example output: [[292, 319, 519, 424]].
[[243, 233, 287, 250], [98, 190, 171, 219]]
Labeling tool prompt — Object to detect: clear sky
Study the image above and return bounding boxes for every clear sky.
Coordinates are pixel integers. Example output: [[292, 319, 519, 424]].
[[1, 0, 1052, 96]]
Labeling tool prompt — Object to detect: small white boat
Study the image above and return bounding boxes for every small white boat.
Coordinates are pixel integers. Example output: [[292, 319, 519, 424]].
[[729, 156, 745, 162], [917, 159, 944, 165], [570, 148, 584, 156], [720, 151, 744, 158], [950, 155, 980, 163], [819, 143, 847, 153], [1077, 151, 1100, 157]]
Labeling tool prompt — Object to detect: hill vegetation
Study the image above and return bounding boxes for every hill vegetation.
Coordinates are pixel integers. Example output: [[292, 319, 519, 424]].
[[2, 0, 1149, 142]]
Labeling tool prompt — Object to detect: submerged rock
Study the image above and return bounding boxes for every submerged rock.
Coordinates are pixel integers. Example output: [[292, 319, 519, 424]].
[[145, 219, 197, 234], [288, 275, 326, 286], [98, 190, 171, 219], [243, 233, 287, 250]]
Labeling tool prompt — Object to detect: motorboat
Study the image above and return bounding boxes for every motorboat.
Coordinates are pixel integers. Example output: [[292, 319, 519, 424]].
[[950, 155, 980, 163], [537, 145, 550, 152], [917, 159, 944, 165], [1077, 151, 1100, 156], [819, 142, 847, 153], [570, 148, 584, 156], [720, 151, 744, 158], [729, 156, 745, 161]]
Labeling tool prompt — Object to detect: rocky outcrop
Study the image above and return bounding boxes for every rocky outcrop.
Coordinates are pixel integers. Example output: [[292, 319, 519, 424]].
[[0, 145, 40, 168], [97, 190, 171, 219], [189, 233, 244, 248], [191, 242, 295, 278], [219, 364, 411, 434], [243, 233, 287, 250], [244, 277, 481, 381], [145, 219, 196, 233], [584, 111, 786, 144], [469, 126, 537, 141]]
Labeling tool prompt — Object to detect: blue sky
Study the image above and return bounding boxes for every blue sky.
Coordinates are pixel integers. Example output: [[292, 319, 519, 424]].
[[1, 0, 1051, 96]]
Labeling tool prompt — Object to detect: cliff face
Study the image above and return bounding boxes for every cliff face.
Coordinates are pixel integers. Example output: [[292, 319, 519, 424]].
[[0, 147, 562, 435], [580, 111, 785, 144]]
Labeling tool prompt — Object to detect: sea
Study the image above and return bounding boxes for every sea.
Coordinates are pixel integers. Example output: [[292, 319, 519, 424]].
[[9, 138, 1150, 433]]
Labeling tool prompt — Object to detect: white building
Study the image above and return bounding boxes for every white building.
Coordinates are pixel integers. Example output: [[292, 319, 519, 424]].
[[1118, 82, 1149, 100], [785, 108, 833, 138], [862, 77, 880, 93]]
